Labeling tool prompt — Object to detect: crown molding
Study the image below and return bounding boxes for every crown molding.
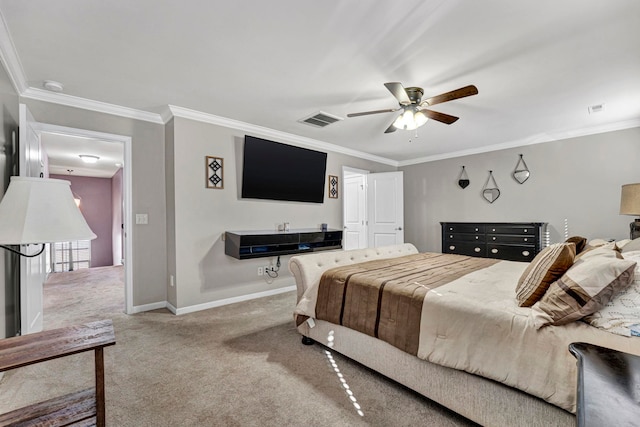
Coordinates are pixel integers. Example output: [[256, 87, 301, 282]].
[[168, 105, 399, 167], [21, 87, 164, 124], [398, 118, 640, 166]]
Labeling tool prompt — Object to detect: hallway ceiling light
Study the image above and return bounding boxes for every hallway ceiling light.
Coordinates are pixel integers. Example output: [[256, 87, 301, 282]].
[[79, 154, 100, 164]]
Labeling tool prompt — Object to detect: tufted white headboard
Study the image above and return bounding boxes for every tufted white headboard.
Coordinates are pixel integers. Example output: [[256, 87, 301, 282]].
[[288, 243, 418, 302]]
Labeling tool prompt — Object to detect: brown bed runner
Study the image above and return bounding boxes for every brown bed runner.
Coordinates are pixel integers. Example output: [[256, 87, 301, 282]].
[[315, 252, 499, 355]]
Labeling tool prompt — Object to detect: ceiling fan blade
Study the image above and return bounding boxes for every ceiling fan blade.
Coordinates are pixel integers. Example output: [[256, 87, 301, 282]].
[[347, 108, 399, 118], [384, 114, 400, 133], [422, 85, 478, 107], [420, 109, 459, 125], [384, 82, 412, 105]]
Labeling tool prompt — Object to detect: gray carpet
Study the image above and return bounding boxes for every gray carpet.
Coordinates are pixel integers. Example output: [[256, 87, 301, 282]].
[[0, 266, 477, 426]]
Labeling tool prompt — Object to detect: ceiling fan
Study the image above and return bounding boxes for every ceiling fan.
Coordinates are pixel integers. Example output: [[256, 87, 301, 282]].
[[347, 82, 478, 133]]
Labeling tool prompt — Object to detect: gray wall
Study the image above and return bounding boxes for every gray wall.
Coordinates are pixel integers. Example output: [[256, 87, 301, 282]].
[[401, 127, 640, 253], [22, 99, 168, 308], [0, 61, 19, 338], [169, 117, 396, 310]]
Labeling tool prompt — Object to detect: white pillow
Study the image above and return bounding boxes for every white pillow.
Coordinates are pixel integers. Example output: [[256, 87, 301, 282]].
[[622, 238, 640, 253], [584, 250, 640, 336]]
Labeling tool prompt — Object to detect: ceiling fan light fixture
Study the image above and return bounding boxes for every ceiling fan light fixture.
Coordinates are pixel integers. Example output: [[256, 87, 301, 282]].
[[393, 108, 428, 131]]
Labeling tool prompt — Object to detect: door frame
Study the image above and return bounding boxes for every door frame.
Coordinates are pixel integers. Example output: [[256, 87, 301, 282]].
[[33, 122, 134, 315]]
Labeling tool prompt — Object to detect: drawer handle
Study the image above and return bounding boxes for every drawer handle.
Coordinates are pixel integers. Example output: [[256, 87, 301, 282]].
[[492, 237, 496, 240], [522, 251, 530, 256], [475, 236, 479, 240], [449, 228, 453, 231], [524, 229, 528, 233], [475, 228, 479, 231], [492, 228, 496, 232], [450, 235, 453, 238], [524, 238, 528, 242], [474, 247, 481, 253], [449, 245, 456, 250], [491, 248, 498, 254]]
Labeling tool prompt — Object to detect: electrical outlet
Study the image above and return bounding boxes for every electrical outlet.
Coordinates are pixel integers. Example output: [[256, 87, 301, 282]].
[[257, 267, 264, 276]]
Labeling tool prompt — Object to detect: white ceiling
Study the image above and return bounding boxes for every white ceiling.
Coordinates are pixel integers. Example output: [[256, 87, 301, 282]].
[[1, 1, 639, 165]]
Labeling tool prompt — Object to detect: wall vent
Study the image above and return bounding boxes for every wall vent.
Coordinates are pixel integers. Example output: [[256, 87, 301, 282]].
[[298, 111, 343, 128]]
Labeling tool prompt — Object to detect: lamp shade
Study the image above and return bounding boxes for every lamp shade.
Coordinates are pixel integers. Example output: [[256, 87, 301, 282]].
[[620, 183, 640, 216], [0, 177, 96, 245]]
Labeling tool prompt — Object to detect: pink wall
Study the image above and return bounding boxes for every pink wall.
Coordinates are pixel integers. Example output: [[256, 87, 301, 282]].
[[111, 168, 124, 265], [52, 174, 114, 267]]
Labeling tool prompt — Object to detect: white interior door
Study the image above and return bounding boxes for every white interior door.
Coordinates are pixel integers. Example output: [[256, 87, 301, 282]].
[[367, 171, 404, 247], [343, 174, 367, 250], [19, 103, 47, 334]]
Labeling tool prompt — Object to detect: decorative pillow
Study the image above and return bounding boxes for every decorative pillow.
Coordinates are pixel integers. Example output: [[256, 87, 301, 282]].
[[516, 243, 576, 307], [575, 246, 623, 261], [530, 256, 637, 329], [576, 242, 622, 260], [565, 236, 587, 254], [584, 263, 640, 336], [587, 238, 612, 248]]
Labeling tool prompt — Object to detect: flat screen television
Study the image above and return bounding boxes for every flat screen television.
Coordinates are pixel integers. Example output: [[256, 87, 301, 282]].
[[241, 136, 327, 203]]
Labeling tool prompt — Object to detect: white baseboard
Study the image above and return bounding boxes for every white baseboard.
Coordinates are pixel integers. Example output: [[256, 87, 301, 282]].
[[131, 285, 296, 316], [130, 301, 170, 314]]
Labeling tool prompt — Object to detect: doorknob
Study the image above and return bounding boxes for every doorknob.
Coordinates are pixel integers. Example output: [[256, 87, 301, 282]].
[[396, 227, 403, 231]]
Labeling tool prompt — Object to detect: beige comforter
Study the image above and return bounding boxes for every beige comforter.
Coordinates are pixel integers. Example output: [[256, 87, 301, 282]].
[[418, 260, 640, 413]]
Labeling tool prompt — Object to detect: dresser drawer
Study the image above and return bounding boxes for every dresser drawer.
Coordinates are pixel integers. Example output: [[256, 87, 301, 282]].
[[487, 244, 536, 262], [444, 233, 485, 243], [485, 225, 538, 235], [443, 224, 485, 234], [443, 242, 487, 257], [486, 234, 537, 245]]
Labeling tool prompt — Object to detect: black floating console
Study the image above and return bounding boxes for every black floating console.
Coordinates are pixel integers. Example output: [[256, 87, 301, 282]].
[[225, 229, 343, 259]]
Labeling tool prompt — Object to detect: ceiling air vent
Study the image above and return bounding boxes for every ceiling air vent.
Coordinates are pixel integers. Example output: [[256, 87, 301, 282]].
[[298, 111, 343, 128]]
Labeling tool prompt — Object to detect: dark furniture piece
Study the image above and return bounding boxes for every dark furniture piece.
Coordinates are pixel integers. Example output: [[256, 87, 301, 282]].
[[225, 229, 342, 259], [0, 319, 116, 427], [569, 342, 640, 427], [441, 222, 547, 262]]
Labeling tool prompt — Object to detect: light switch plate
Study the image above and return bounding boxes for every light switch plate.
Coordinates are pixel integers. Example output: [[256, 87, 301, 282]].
[[135, 213, 148, 225]]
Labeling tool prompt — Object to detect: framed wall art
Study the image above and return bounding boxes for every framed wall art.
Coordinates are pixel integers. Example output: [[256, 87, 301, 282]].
[[328, 175, 338, 199], [205, 156, 224, 189]]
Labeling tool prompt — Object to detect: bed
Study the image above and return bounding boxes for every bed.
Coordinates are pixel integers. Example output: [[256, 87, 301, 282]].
[[289, 243, 640, 427]]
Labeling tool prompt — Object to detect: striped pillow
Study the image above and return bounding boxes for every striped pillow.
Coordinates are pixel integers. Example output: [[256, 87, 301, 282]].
[[530, 256, 637, 329], [516, 243, 576, 307]]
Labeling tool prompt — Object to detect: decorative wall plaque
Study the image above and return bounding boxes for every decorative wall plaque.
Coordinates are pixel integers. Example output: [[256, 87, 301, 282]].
[[328, 175, 338, 199], [482, 170, 500, 203], [512, 154, 530, 184], [458, 165, 470, 189], [205, 156, 224, 189]]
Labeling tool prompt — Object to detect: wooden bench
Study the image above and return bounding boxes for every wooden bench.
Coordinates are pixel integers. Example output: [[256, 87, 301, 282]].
[[0, 319, 116, 427]]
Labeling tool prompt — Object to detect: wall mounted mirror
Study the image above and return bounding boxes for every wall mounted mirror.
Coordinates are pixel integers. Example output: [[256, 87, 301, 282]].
[[482, 170, 500, 203], [512, 154, 530, 184], [458, 165, 470, 189]]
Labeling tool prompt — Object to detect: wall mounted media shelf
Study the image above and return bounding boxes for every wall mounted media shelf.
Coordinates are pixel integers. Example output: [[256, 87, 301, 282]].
[[225, 229, 343, 259]]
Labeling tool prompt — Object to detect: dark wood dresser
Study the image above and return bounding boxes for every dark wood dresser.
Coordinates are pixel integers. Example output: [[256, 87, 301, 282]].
[[440, 222, 547, 262]]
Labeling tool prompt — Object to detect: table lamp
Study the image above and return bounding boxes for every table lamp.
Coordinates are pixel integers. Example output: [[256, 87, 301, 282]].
[[620, 183, 640, 240], [0, 177, 96, 257]]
